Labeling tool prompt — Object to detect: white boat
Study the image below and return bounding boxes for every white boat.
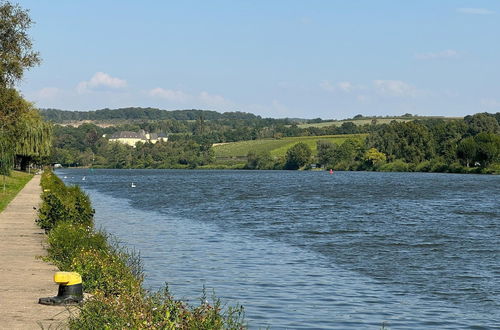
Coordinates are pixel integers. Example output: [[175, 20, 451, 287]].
[[82, 176, 86, 181], [131, 182, 136, 188]]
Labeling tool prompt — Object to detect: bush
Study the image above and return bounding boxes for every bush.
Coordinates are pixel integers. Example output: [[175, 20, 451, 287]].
[[37, 171, 94, 231], [380, 160, 411, 172], [70, 248, 142, 295], [415, 161, 432, 172], [284, 143, 312, 170], [70, 287, 245, 330], [47, 222, 108, 270]]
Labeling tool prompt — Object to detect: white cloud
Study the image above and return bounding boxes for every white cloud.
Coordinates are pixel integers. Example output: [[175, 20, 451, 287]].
[[481, 98, 500, 107], [373, 80, 418, 97], [148, 88, 231, 107], [415, 49, 459, 60], [320, 80, 355, 93], [457, 8, 495, 15], [149, 88, 190, 102], [35, 87, 61, 99], [199, 91, 229, 106], [77, 72, 127, 93]]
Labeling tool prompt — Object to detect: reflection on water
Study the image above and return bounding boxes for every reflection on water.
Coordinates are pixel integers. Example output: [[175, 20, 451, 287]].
[[59, 169, 500, 329]]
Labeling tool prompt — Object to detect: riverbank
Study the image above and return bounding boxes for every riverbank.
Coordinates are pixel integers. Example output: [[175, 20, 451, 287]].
[[0, 174, 71, 328], [39, 170, 245, 329]]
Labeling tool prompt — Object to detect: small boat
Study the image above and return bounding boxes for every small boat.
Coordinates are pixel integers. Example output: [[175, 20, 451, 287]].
[[131, 182, 136, 188], [82, 176, 86, 181]]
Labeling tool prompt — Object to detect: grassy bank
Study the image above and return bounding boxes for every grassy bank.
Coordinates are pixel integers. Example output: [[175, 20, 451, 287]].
[[38, 170, 245, 329], [0, 171, 33, 212]]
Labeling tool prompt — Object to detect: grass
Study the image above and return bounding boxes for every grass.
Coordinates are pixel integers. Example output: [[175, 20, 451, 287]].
[[214, 134, 366, 159], [0, 171, 33, 213]]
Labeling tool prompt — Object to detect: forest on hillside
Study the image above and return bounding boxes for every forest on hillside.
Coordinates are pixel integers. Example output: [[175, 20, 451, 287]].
[[49, 109, 500, 173]]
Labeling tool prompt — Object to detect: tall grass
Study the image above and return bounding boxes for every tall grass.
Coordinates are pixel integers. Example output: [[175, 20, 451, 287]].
[[39, 169, 246, 329]]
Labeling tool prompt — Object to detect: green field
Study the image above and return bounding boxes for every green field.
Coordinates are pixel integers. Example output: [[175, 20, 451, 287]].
[[0, 171, 33, 213], [213, 134, 366, 160]]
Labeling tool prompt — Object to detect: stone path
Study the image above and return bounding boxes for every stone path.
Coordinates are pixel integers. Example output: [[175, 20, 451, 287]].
[[0, 175, 72, 329]]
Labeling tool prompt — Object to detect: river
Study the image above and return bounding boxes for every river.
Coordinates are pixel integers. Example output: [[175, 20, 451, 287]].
[[58, 169, 499, 329]]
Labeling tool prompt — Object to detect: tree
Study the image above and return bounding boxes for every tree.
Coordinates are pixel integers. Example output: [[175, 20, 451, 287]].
[[457, 137, 477, 167], [364, 148, 387, 167], [474, 132, 500, 167], [464, 113, 500, 136], [316, 140, 337, 167], [245, 150, 274, 170], [284, 143, 311, 170], [0, 1, 41, 87]]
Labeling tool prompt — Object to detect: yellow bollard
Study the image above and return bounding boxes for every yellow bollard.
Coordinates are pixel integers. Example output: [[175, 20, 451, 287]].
[[39, 272, 83, 305]]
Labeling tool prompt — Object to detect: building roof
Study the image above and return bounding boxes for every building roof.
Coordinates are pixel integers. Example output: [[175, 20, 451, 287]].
[[109, 131, 147, 139]]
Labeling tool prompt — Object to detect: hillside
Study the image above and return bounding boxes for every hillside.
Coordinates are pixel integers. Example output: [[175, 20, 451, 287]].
[[213, 134, 365, 160], [296, 116, 463, 128]]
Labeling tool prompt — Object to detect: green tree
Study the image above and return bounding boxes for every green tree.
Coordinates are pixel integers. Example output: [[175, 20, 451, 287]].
[[464, 113, 500, 136], [316, 140, 337, 167], [284, 142, 311, 170], [14, 109, 52, 170], [474, 132, 500, 167], [364, 147, 387, 167], [0, 1, 41, 87], [245, 150, 274, 170], [457, 137, 477, 167]]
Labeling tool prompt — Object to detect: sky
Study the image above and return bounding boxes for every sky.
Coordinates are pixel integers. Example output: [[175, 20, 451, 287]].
[[14, 0, 500, 119]]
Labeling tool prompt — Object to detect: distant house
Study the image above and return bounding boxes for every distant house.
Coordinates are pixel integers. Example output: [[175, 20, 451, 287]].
[[107, 130, 168, 147]]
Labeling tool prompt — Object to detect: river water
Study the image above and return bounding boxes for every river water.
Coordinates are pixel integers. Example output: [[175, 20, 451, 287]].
[[57, 169, 499, 329]]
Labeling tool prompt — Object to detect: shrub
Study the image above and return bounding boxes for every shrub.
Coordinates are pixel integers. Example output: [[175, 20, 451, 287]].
[[47, 222, 108, 270], [380, 160, 410, 172], [37, 171, 94, 231], [70, 248, 142, 295]]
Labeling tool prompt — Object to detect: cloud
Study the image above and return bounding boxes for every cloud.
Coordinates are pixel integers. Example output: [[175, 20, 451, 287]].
[[35, 87, 61, 99], [148, 88, 231, 107], [320, 81, 355, 93], [77, 72, 127, 93], [373, 80, 418, 97], [149, 88, 190, 102], [415, 49, 459, 60], [457, 8, 495, 15], [199, 91, 229, 106], [481, 98, 500, 107]]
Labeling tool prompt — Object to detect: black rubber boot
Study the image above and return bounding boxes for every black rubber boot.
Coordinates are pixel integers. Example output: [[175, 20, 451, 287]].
[[39, 283, 83, 305]]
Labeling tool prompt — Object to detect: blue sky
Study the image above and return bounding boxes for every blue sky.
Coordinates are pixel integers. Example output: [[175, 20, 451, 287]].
[[15, 0, 500, 119]]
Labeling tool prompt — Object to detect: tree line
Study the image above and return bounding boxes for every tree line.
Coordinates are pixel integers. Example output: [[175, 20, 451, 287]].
[[0, 1, 52, 180], [49, 111, 500, 174], [243, 113, 499, 173]]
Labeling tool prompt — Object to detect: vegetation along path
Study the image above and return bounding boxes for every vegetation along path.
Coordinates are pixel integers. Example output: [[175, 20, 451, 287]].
[[0, 175, 70, 329]]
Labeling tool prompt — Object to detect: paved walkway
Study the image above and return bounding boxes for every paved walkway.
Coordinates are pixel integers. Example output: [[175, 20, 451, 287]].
[[0, 175, 71, 329]]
